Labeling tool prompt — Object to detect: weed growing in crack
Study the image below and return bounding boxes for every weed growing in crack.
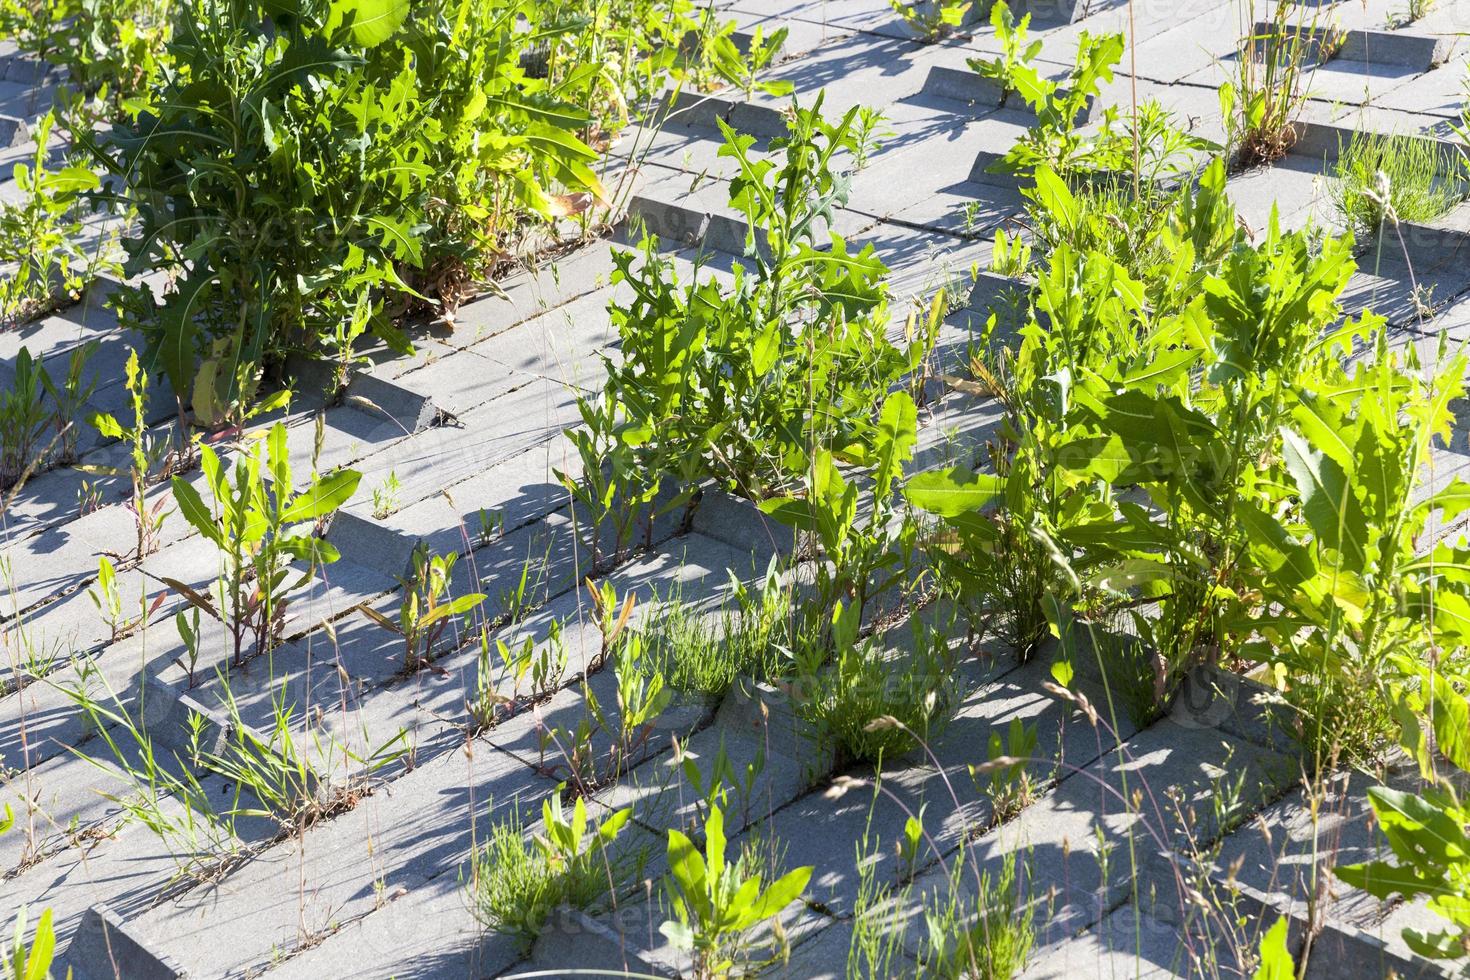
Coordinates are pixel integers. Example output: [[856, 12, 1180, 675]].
[[919, 850, 1036, 980], [639, 571, 794, 697], [659, 797, 812, 979], [1220, 0, 1333, 167], [370, 471, 401, 520], [1387, 0, 1437, 28], [0, 349, 53, 493], [87, 555, 164, 643], [1329, 130, 1464, 239], [84, 349, 173, 561], [0, 905, 64, 980], [703, 22, 791, 99], [469, 796, 643, 948], [0, 111, 116, 322], [798, 603, 959, 766], [891, 0, 972, 43], [572, 94, 930, 539], [972, 717, 1044, 828], [167, 422, 362, 668]]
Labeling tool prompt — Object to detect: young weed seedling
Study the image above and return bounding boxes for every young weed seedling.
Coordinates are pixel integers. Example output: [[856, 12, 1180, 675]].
[[166, 422, 362, 667], [659, 798, 812, 979], [363, 543, 486, 671]]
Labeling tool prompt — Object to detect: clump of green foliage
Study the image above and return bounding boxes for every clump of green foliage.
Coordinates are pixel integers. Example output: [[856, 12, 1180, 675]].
[[166, 421, 362, 667], [1338, 664, 1470, 965], [913, 123, 1470, 767], [564, 96, 932, 578], [0, 0, 170, 115], [919, 851, 1035, 979], [796, 603, 958, 765], [891, 0, 972, 42], [470, 796, 641, 947], [87, 0, 609, 427], [973, 9, 1214, 188], [1329, 130, 1464, 238], [0, 112, 115, 323], [659, 799, 811, 979], [0, 342, 98, 492], [1220, 0, 1331, 167], [640, 568, 795, 696]]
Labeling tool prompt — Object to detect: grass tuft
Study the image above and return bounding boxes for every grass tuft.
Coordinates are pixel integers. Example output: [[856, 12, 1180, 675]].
[[1329, 130, 1464, 238]]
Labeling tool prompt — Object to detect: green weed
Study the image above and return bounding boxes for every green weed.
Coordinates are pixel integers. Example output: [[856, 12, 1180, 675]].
[[469, 796, 641, 948], [1329, 130, 1463, 238]]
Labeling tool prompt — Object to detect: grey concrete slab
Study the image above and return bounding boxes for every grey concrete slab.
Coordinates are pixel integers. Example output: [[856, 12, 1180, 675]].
[[1020, 902, 1212, 978], [2, 504, 147, 617], [377, 436, 578, 561], [443, 241, 621, 347], [334, 377, 581, 521], [884, 715, 1298, 959], [120, 737, 556, 978], [5, 771, 267, 967], [256, 867, 525, 980]]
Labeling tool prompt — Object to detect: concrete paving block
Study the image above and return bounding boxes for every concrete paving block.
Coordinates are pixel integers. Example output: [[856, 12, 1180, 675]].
[[599, 724, 818, 844], [1225, 158, 1326, 236], [1302, 917, 1450, 980], [2, 54, 55, 86], [342, 370, 439, 435], [0, 746, 129, 876], [627, 184, 716, 249], [0, 633, 161, 773], [1305, 57, 1423, 107], [465, 288, 621, 383], [257, 867, 525, 980], [921, 64, 1010, 111], [1398, 200, 1470, 272], [764, 915, 868, 979], [1339, 250, 1470, 329], [448, 240, 620, 346], [484, 657, 717, 783], [961, 112, 1047, 187], [325, 508, 420, 579], [965, 268, 1032, 339], [7, 768, 271, 972], [1020, 901, 1215, 978], [380, 436, 579, 562], [66, 903, 188, 980], [2, 503, 142, 615], [278, 402, 411, 481], [529, 906, 682, 978], [0, 447, 131, 542], [337, 378, 581, 521], [1, 559, 143, 683], [716, 676, 833, 773], [0, 112, 26, 147], [908, 380, 1008, 475], [870, 222, 992, 307], [1371, 52, 1470, 118], [278, 555, 398, 638], [1203, 763, 1463, 966], [736, 29, 934, 118], [383, 345, 525, 420], [260, 519, 736, 770], [121, 737, 556, 977], [612, 116, 753, 183], [1337, 27, 1451, 69], [689, 489, 799, 565], [451, 510, 589, 624], [890, 716, 1298, 953], [1169, 664, 1300, 758]]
